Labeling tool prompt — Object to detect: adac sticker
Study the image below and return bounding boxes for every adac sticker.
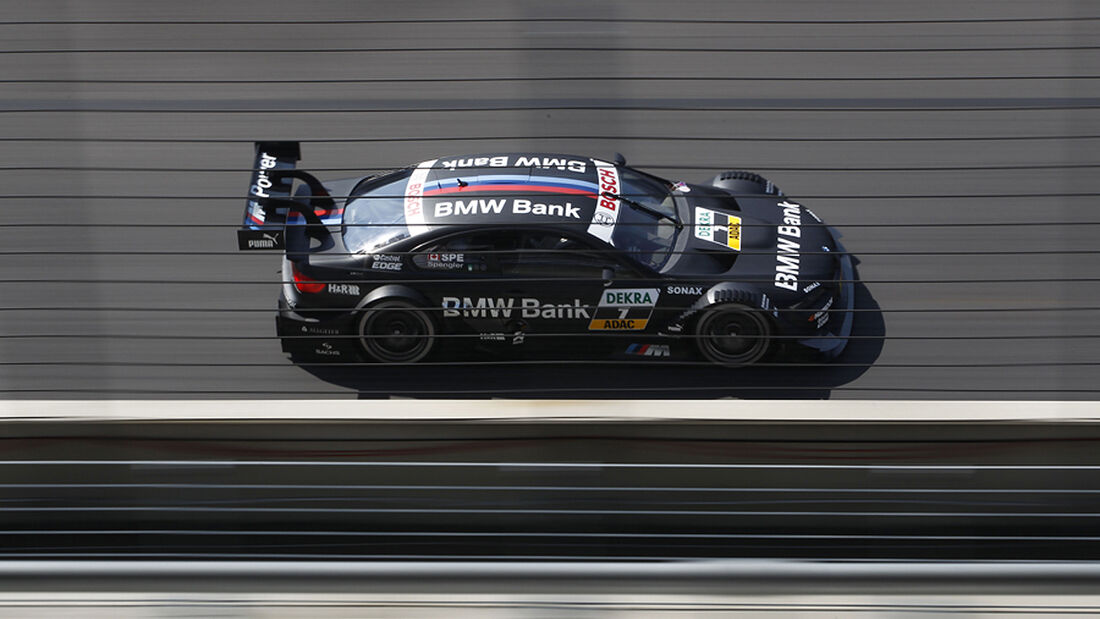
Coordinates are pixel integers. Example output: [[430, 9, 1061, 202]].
[[588, 288, 659, 331], [694, 207, 741, 251]]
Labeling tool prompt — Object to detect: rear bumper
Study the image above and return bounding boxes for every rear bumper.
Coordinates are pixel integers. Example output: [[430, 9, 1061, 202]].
[[275, 296, 360, 361]]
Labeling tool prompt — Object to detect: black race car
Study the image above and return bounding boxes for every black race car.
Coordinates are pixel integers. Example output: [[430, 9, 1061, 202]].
[[238, 142, 853, 366]]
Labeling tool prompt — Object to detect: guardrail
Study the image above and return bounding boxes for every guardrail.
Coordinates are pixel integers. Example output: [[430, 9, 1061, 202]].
[[0, 401, 1096, 562]]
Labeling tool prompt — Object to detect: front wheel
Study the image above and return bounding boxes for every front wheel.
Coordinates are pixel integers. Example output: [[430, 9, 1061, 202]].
[[357, 299, 435, 363], [694, 303, 772, 366]]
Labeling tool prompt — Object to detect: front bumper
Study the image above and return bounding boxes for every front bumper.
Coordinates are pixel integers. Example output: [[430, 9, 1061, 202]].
[[797, 248, 855, 358]]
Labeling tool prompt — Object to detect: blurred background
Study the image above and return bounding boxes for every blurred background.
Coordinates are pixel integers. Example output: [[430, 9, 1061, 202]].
[[0, 0, 1096, 399]]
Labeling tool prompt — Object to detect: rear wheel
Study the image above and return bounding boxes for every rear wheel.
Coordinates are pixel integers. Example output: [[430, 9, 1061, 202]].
[[357, 299, 435, 363], [694, 303, 772, 366]]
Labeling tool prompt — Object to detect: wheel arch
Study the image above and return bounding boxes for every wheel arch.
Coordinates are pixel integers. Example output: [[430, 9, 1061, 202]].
[[690, 285, 776, 366], [354, 285, 438, 364], [708, 170, 781, 196], [356, 284, 435, 317]]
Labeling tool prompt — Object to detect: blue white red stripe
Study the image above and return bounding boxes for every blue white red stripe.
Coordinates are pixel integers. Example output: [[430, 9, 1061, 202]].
[[287, 208, 344, 225], [423, 174, 598, 198]]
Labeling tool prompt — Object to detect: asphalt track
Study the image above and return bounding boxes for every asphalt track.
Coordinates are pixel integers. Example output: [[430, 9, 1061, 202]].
[[0, 0, 1097, 399]]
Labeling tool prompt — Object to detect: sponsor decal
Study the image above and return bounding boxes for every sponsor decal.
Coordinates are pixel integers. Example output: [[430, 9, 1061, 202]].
[[512, 198, 580, 219], [666, 285, 703, 296], [439, 155, 509, 171], [694, 207, 741, 251], [773, 200, 802, 291], [433, 198, 506, 217], [436, 155, 587, 174], [422, 252, 466, 270], [248, 231, 280, 248], [404, 159, 438, 237], [593, 211, 615, 226], [432, 198, 579, 219], [810, 296, 834, 328], [328, 283, 360, 296], [443, 297, 590, 320], [300, 325, 339, 335], [625, 343, 670, 357], [588, 288, 659, 331], [314, 341, 341, 357], [514, 155, 588, 173], [245, 152, 282, 228], [239, 229, 282, 250], [371, 254, 403, 271], [250, 152, 278, 200], [479, 332, 506, 342], [803, 281, 821, 293], [587, 159, 621, 244]]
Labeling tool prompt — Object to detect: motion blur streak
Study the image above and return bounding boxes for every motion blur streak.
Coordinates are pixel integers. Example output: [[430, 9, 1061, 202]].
[[0, 414, 1097, 561]]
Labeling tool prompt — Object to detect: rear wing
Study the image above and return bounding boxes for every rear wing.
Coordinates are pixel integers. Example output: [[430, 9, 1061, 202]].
[[237, 141, 335, 250]]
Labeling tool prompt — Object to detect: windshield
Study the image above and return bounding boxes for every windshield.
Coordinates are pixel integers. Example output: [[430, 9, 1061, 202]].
[[611, 168, 679, 269], [342, 173, 413, 253]]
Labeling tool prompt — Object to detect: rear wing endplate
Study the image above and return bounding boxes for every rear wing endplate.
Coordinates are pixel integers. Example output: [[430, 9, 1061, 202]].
[[237, 142, 337, 250], [237, 141, 300, 250]]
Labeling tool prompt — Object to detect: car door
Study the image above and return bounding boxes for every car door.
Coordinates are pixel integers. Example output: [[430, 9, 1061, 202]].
[[496, 230, 654, 354], [409, 230, 522, 346]]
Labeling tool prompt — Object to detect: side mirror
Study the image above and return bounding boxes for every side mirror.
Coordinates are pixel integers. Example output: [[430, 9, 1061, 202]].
[[613, 152, 626, 166], [601, 266, 615, 286]]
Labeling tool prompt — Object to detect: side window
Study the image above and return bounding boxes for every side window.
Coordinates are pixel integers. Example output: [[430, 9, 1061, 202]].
[[498, 232, 608, 280], [342, 176, 412, 253], [411, 231, 518, 274]]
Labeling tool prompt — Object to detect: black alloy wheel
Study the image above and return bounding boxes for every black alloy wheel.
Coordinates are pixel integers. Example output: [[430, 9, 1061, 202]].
[[358, 299, 435, 363], [694, 303, 772, 366]]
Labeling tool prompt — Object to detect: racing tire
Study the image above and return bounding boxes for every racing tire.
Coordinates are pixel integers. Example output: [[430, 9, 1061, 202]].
[[693, 303, 772, 366], [710, 170, 781, 196], [357, 299, 435, 363]]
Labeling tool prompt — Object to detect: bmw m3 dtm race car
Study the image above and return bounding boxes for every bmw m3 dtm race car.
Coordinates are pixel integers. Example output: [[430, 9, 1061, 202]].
[[238, 142, 854, 366]]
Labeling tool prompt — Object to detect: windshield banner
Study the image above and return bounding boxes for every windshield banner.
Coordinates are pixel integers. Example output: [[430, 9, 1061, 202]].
[[587, 159, 621, 245]]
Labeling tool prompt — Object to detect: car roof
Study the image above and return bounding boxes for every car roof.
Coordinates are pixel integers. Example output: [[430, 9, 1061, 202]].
[[397, 152, 621, 244]]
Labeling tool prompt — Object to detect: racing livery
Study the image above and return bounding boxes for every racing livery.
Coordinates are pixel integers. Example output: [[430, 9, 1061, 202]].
[[238, 142, 854, 366]]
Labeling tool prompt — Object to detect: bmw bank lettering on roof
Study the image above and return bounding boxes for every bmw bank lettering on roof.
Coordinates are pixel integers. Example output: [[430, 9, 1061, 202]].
[[238, 144, 855, 366]]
